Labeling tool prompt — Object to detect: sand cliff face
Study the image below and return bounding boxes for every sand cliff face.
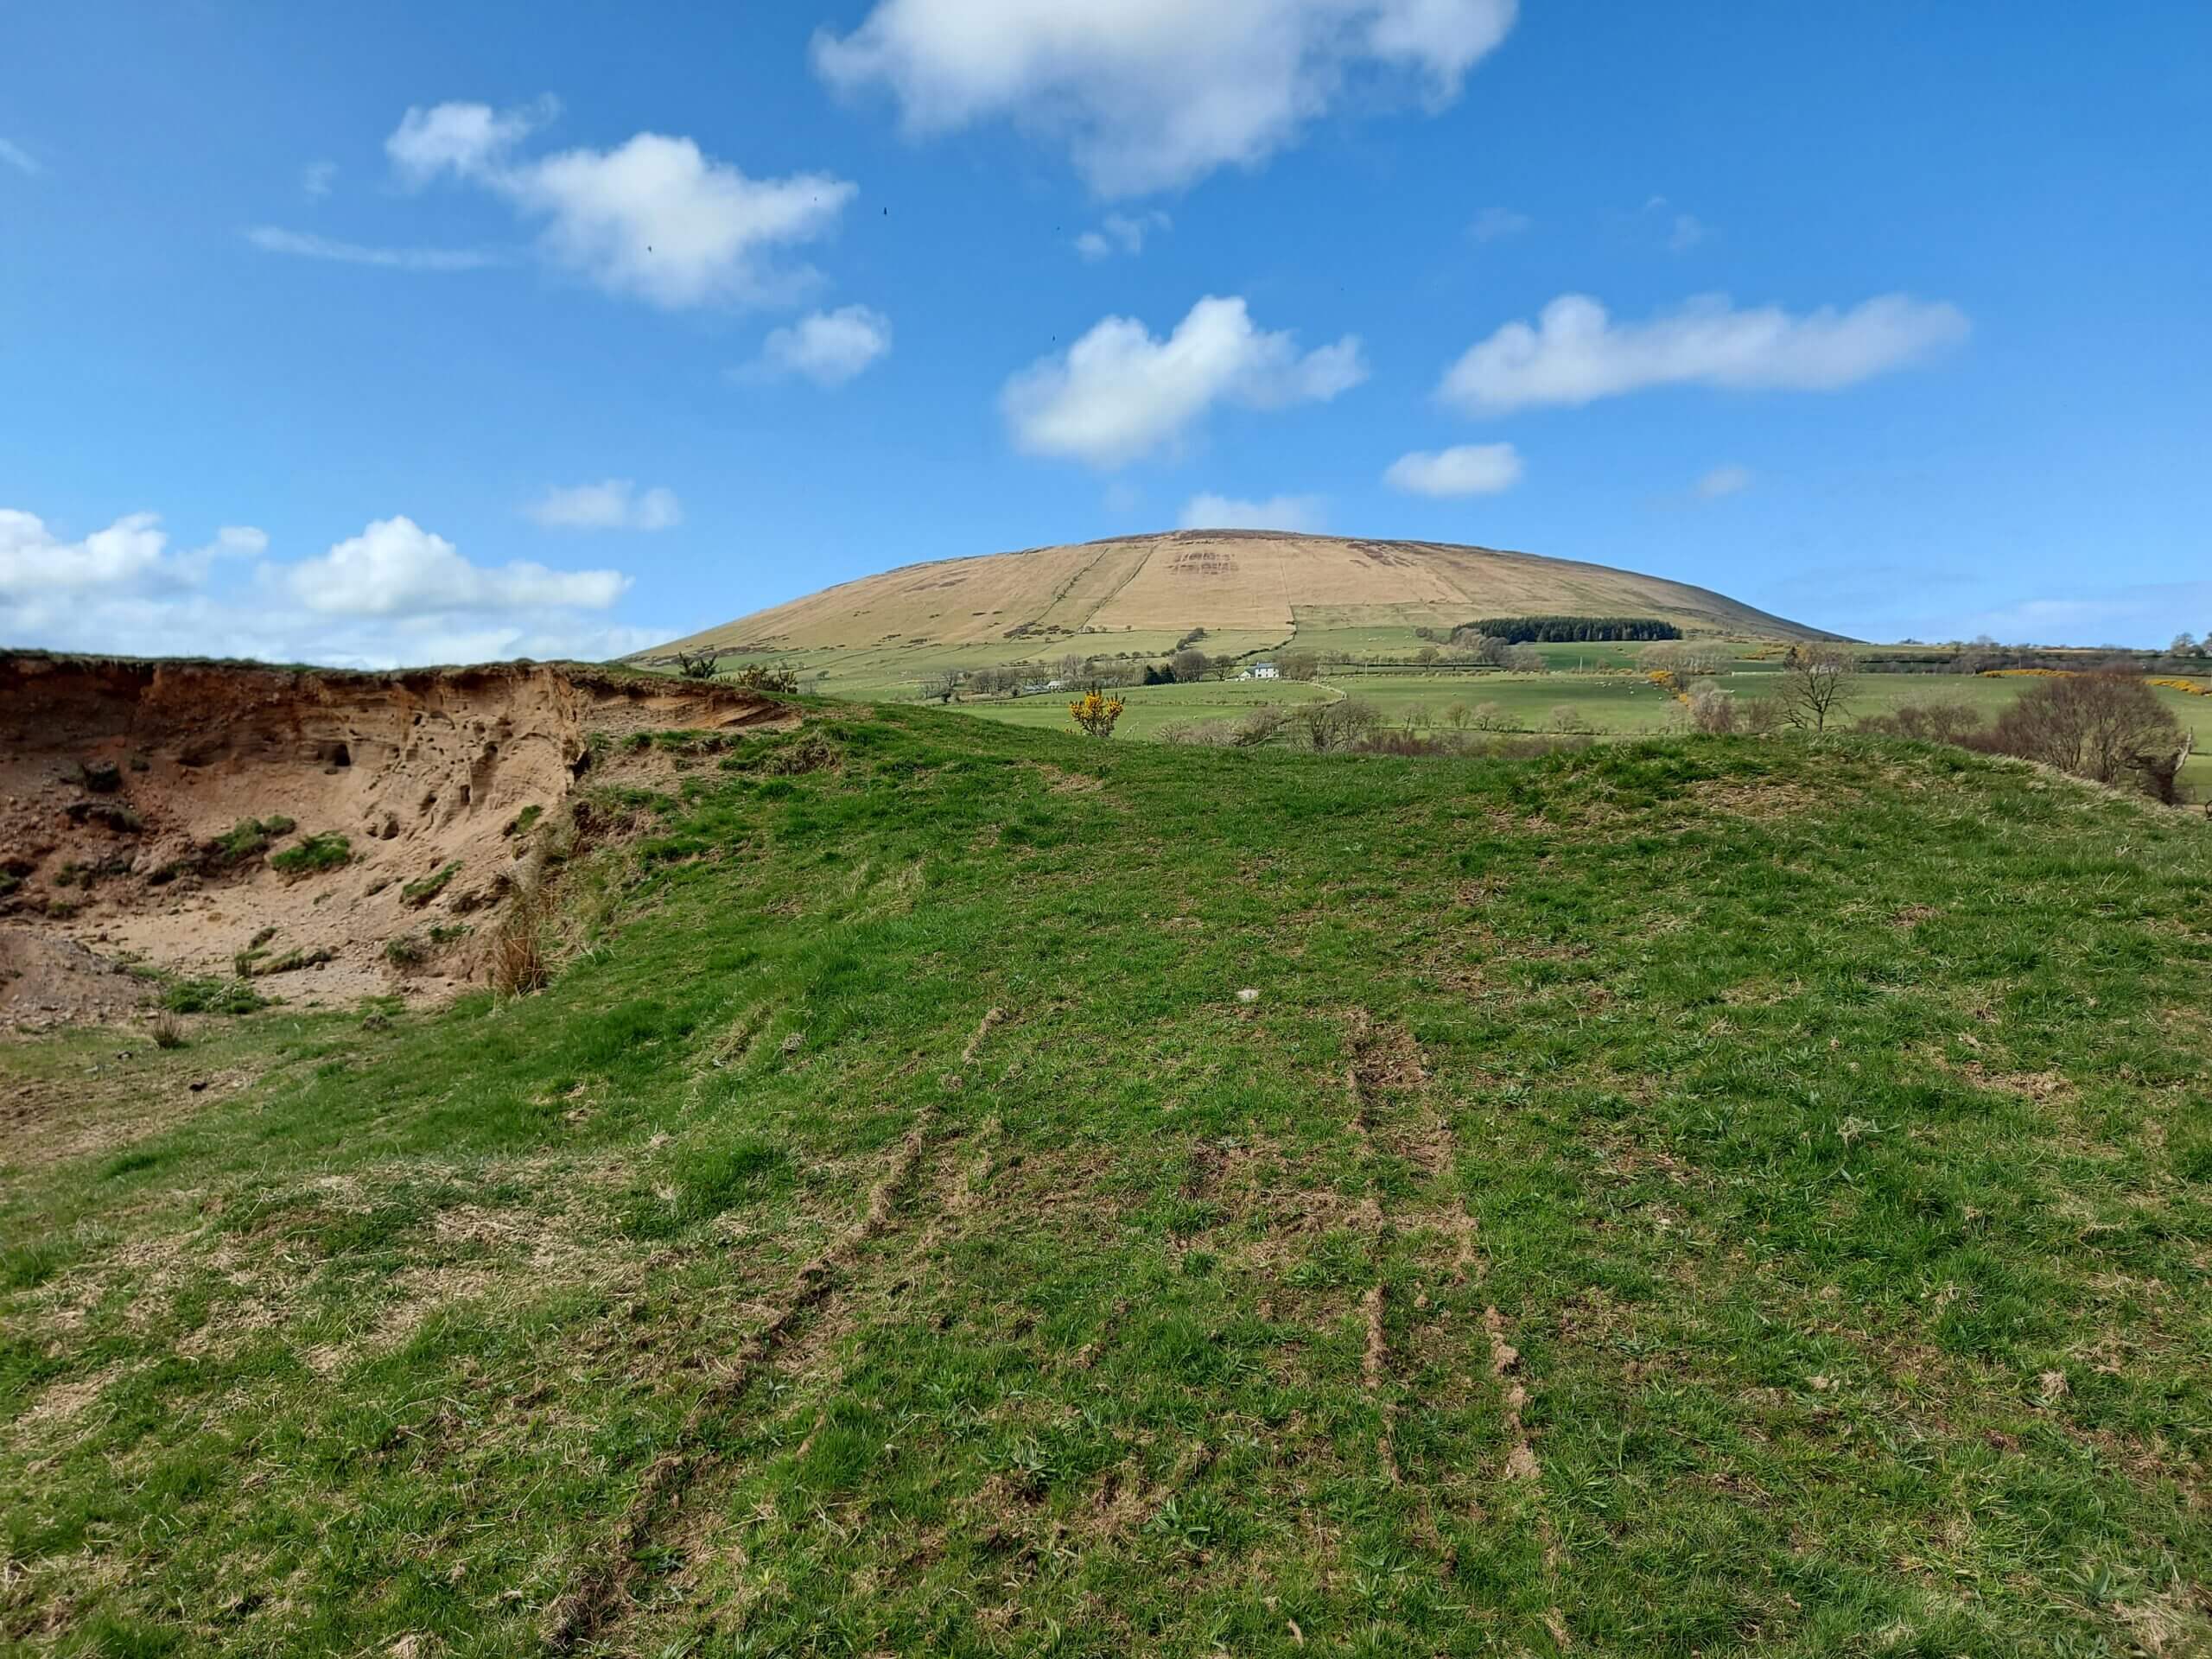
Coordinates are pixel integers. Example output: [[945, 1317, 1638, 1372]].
[[0, 657, 792, 1026]]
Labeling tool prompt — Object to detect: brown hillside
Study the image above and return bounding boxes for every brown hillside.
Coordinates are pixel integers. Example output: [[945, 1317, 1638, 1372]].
[[646, 530, 1838, 658]]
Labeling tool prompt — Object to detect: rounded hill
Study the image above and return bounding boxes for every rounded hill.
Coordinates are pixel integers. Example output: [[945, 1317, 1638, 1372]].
[[645, 531, 1838, 671]]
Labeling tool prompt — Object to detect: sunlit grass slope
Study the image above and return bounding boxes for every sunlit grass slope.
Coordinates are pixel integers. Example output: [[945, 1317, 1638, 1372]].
[[5, 705, 2212, 1656]]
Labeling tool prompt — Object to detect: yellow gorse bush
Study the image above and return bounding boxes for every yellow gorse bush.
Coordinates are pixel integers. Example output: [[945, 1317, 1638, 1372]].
[[2149, 677, 2212, 696], [1068, 689, 1127, 739]]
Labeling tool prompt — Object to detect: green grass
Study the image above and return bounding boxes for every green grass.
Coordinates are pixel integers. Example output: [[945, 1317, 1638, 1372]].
[[5, 705, 2212, 1655], [206, 815, 297, 867], [953, 669, 2212, 794], [955, 676, 1333, 738], [399, 861, 461, 907], [266, 831, 351, 875]]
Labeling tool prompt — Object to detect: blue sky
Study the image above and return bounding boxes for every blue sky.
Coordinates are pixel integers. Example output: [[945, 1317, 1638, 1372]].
[[3, 1, 2208, 664]]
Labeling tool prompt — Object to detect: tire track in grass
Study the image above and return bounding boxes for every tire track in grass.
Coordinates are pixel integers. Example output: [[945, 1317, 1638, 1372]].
[[1347, 1007, 1569, 1649], [541, 1111, 940, 1651], [546, 1004, 1008, 1651]]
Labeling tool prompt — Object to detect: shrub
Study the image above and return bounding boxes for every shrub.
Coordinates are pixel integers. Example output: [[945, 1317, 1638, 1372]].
[[1069, 690, 1127, 739], [1979, 671, 2187, 798], [1357, 728, 1454, 756], [1688, 686, 1737, 734], [1857, 700, 1986, 744], [1294, 698, 1382, 753], [671, 649, 721, 680], [731, 662, 802, 696], [150, 1013, 187, 1050], [1550, 703, 1593, 734], [1230, 704, 1293, 747], [269, 832, 351, 876], [383, 934, 429, 969]]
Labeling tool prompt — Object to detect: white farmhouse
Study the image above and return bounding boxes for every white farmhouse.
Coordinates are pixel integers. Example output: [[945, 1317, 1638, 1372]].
[[1243, 662, 1280, 681]]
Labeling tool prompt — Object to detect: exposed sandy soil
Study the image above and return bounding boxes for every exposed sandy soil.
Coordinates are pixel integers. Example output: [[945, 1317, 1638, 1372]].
[[0, 655, 794, 1028]]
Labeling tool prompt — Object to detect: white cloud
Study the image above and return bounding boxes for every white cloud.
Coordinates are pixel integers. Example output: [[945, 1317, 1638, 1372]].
[[302, 161, 337, 200], [751, 304, 893, 385], [1, 507, 645, 667], [524, 480, 683, 531], [1002, 295, 1365, 468], [287, 516, 628, 616], [1468, 206, 1529, 243], [1641, 194, 1706, 253], [1383, 442, 1522, 496], [386, 97, 556, 186], [245, 226, 500, 272], [1695, 462, 1751, 499], [1179, 493, 1326, 533], [1439, 292, 1971, 414], [0, 137, 41, 177], [1075, 209, 1170, 261], [0, 510, 264, 598], [384, 99, 856, 309], [813, 0, 1517, 195]]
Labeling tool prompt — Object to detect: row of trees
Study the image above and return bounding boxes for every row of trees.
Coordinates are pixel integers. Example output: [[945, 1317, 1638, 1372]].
[[1859, 672, 2192, 802], [1452, 615, 1682, 644]]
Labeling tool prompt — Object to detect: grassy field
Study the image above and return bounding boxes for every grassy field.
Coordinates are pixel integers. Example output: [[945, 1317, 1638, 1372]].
[[698, 628, 1293, 701], [8, 708, 2212, 1655], [950, 671, 2212, 798]]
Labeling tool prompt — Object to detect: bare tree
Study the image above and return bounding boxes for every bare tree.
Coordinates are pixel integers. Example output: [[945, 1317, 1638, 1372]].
[[922, 667, 962, 704], [1294, 697, 1382, 752], [1777, 645, 1859, 734], [1985, 671, 2186, 794], [1170, 648, 1211, 683]]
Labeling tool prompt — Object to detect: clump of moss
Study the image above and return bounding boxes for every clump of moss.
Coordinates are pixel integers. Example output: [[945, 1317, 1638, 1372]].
[[236, 944, 335, 979], [202, 816, 297, 869], [270, 833, 352, 876], [401, 862, 461, 908], [503, 804, 543, 838], [161, 977, 268, 1015]]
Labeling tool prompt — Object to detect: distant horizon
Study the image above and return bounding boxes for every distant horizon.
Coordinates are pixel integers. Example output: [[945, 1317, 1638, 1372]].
[[6, 3, 2208, 664]]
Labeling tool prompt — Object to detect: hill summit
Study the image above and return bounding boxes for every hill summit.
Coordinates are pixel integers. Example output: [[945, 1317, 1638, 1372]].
[[645, 531, 1837, 664]]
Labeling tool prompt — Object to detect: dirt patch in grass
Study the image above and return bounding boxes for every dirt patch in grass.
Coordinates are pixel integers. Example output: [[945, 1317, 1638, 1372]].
[[1685, 776, 1831, 819]]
